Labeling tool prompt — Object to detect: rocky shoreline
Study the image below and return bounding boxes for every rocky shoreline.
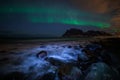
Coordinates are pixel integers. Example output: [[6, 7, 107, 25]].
[[0, 38, 120, 80]]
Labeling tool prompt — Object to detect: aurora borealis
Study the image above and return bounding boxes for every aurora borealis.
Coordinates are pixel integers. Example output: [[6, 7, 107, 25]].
[[0, 0, 120, 37], [0, 5, 110, 28]]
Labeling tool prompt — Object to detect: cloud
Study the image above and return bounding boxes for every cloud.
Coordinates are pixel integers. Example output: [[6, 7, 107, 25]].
[[70, 0, 120, 33]]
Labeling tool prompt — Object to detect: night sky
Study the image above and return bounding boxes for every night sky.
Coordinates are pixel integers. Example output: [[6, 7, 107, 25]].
[[0, 0, 120, 37]]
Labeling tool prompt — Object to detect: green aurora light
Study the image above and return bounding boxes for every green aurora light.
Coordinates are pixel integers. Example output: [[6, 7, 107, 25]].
[[0, 6, 110, 28]]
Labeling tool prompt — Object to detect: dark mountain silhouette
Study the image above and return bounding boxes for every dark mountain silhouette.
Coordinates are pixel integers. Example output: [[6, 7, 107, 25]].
[[62, 28, 112, 37], [62, 28, 84, 37]]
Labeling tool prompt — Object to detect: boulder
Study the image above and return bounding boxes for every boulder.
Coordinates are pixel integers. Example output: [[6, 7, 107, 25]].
[[58, 66, 83, 80], [70, 67, 83, 80], [36, 72, 55, 80], [74, 45, 83, 50], [85, 62, 120, 80], [84, 44, 102, 51], [36, 50, 47, 59]]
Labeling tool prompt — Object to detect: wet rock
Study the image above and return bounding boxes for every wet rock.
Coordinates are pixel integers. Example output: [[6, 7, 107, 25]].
[[78, 61, 93, 71], [58, 66, 83, 80], [85, 44, 102, 51], [26, 60, 57, 80], [58, 64, 73, 76], [78, 50, 98, 70], [36, 72, 55, 80], [82, 44, 103, 63], [100, 50, 113, 65], [68, 45, 72, 48], [85, 62, 120, 80], [36, 50, 47, 58], [77, 51, 89, 61], [62, 76, 73, 80], [70, 67, 83, 80], [74, 45, 83, 50]]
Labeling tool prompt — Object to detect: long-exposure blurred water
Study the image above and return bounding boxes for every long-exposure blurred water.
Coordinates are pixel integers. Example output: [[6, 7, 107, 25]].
[[0, 41, 120, 80]]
